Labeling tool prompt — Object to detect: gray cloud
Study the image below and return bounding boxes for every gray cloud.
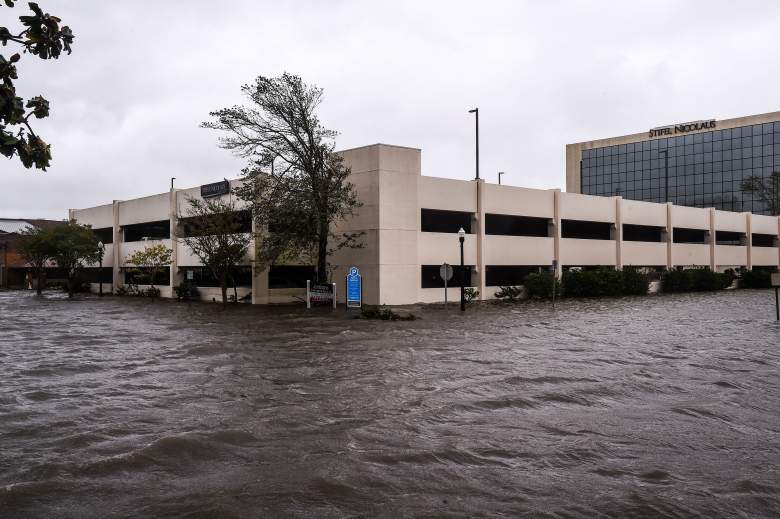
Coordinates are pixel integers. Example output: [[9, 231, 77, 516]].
[[3, 0, 780, 218]]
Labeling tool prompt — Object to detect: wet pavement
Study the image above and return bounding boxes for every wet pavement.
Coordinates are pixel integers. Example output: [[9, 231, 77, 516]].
[[1, 289, 779, 518]]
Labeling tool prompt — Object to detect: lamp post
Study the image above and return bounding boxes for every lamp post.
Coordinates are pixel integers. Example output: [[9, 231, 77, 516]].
[[458, 227, 466, 312], [468, 108, 479, 180], [498, 171, 505, 185], [97, 241, 105, 296], [658, 149, 669, 203]]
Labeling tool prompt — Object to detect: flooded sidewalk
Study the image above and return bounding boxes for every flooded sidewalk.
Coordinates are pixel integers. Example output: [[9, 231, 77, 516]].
[[1, 290, 779, 518]]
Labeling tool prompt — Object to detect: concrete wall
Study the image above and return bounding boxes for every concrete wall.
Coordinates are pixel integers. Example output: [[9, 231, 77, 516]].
[[71, 143, 780, 306]]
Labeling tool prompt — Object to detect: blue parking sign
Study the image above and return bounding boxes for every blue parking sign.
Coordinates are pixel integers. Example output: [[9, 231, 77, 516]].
[[346, 266, 362, 308]]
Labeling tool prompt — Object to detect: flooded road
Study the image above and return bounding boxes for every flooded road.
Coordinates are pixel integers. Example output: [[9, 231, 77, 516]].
[[1, 290, 779, 518]]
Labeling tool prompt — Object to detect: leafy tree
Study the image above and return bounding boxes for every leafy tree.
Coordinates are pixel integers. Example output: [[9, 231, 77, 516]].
[[1, 1, 74, 170], [16, 223, 54, 295], [181, 196, 250, 305], [126, 243, 172, 296], [741, 171, 780, 215], [203, 73, 362, 283], [49, 220, 99, 298]]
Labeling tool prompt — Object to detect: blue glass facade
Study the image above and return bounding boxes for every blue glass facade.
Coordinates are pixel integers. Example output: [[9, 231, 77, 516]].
[[580, 121, 780, 215]]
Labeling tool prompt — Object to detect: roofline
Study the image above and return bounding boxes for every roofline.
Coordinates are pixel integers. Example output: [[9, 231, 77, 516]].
[[567, 109, 780, 149]]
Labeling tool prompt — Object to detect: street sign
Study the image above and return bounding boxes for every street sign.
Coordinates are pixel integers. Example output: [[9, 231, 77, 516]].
[[306, 280, 337, 309], [440, 262, 454, 306], [440, 263, 453, 281], [346, 266, 362, 308]]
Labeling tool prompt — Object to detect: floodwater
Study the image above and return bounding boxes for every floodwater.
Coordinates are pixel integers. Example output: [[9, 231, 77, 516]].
[[1, 290, 779, 518]]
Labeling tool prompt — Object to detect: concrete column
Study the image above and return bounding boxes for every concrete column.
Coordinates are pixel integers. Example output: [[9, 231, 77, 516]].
[[665, 203, 673, 270], [169, 189, 183, 289], [615, 196, 623, 270], [475, 179, 486, 300], [709, 208, 716, 270], [553, 190, 562, 278], [745, 212, 752, 271], [112, 200, 121, 289]]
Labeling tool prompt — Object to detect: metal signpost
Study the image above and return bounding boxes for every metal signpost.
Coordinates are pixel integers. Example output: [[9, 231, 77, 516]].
[[346, 267, 362, 309], [440, 262, 454, 306], [772, 273, 780, 321]]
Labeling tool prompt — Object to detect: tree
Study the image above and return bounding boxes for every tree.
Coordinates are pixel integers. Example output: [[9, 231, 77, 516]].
[[1, 1, 74, 171], [49, 220, 99, 298], [181, 196, 250, 305], [16, 224, 54, 295], [741, 171, 780, 215], [202, 73, 362, 283], [126, 243, 172, 296]]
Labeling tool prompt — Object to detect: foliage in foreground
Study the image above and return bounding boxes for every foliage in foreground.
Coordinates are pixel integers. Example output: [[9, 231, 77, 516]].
[[1, 1, 74, 170]]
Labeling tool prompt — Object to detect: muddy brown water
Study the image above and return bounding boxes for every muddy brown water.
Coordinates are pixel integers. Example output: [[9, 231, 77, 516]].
[[1, 290, 779, 518]]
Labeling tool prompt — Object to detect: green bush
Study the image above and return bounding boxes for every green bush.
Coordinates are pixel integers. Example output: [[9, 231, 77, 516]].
[[525, 272, 559, 299], [464, 287, 479, 303], [494, 285, 523, 302], [741, 269, 773, 288], [662, 268, 730, 293], [562, 269, 624, 298], [174, 281, 199, 301], [622, 269, 651, 295]]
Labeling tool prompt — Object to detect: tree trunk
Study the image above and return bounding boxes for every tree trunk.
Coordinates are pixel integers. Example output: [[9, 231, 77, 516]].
[[220, 273, 228, 305], [317, 218, 328, 283], [67, 275, 74, 299], [36, 266, 43, 296]]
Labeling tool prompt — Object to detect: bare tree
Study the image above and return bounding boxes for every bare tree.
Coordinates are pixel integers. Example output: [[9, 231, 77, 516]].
[[181, 196, 250, 305], [202, 73, 362, 282]]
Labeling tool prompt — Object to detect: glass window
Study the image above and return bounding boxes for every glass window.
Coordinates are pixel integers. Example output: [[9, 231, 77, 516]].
[[693, 133, 703, 144], [764, 123, 774, 134]]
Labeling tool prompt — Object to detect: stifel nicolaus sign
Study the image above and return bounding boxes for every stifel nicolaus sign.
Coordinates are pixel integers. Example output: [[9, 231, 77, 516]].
[[648, 119, 716, 138]]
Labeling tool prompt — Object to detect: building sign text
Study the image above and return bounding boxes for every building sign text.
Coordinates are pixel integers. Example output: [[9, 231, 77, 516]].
[[649, 120, 716, 138]]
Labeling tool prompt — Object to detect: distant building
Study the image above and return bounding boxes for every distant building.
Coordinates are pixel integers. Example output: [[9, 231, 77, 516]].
[[0, 218, 64, 288], [567, 111, 780, 215], [70, 144, 780, 305]]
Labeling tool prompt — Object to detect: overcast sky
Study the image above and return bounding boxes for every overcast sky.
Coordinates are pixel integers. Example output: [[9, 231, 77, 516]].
[[3, 0, 780, 219]]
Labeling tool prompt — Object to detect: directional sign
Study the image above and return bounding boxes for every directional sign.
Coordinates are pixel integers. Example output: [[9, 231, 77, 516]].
[[346, 266, 362, 308], [440, 263, 454, 282]]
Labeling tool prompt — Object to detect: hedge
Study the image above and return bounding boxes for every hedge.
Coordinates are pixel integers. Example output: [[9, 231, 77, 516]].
[[661, 268, 731, 292], [741, 269, 773, 289]]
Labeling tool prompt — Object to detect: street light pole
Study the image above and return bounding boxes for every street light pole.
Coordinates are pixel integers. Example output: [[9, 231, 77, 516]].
[[659, 149, 669, 203], [498, 171, 504, 185], [97, 241, 104, 297], [458, 227, 466, 312], [468, 108, 479, 180]]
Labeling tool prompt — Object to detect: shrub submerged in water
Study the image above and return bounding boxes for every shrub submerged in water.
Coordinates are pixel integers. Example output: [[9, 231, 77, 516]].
[[662, 268, 731, 292], [360, 306, 416, 321], [741, 269, 773, 289], [525, 272, 559, 299]]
